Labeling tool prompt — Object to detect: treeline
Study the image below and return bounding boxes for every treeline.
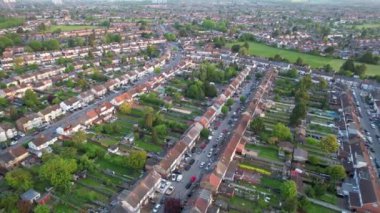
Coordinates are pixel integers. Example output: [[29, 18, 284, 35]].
[[27, 39, 60, 52], [0, 33, 22, 54], [290, 74, 312, 126], [185, 62, 239, 100]]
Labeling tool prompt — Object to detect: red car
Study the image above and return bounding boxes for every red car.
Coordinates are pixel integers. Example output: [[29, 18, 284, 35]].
[[190, 176, 196, 183]]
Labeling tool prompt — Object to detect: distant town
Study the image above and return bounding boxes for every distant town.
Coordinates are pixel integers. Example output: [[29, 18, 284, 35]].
[[0, 0, 379, 213]]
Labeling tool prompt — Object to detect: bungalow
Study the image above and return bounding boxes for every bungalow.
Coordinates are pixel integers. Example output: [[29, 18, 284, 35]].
[[60, 97, 82, 112], [91, 85, 107, 98], [28, 134, 58, 152], [78, 91, 95, 105], [40, 104, 65, 123], [0, 146, 29, 170], [16, 113, 44, 132], [21, 189, 41, 203]]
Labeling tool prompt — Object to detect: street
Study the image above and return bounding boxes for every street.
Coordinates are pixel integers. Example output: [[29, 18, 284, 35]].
[[157, 70, 259, 207]]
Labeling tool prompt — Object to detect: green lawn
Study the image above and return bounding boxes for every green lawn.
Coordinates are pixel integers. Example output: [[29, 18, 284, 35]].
[[47, 25, 100, 32], [54, 203, 77, 213], [135, 136, 163, 153], [0, 17, 24, 29], [245, 144, 279, 161], [260, 177, 283, 189], [308, 203, 338, 213], [350, 23, 380, 29], [319, 193, 338, 205], [229, 196, 258, 211], [227, 42, 380, 76]]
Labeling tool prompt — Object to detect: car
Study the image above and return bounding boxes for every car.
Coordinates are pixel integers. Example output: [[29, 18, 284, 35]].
[[376, 135, 380, 140], [10, 140, 17, 145], [184, 165, 191, 171], [189, 159, 195, 165], [207, 152, 212, 158], [190, 176, 197, 183], [371, 123, 376, 129], [165, 186, 175, 195], [159, 180, 166, 189], [187, 190, 193, 197], [212, 144, 217, 148], [171, 174, 177, 181], [153, 204, 161, 213], [176, 174, 183, 182], [185, 182, 192, 189], [200, 161, 205, 168]]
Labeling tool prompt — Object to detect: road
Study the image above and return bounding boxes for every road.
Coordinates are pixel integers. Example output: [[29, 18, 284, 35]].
[[10, 47, 182, 149], [353, 88, 380, 167], [160, 69, 259, 205]]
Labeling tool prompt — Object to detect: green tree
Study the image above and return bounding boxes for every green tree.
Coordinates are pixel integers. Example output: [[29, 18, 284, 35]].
[[33, 205, 50, 213], [283, 198, 297, 213], [319, 78, 328, 89], [23, 89, 40, 108], [0, 97, 9, 107], [154, 124, 167, 138], [320, 134, 339, 153], [5, 168, 33, 190], [225, 98, 234, 107], [127, 150, 147, 169], [144, 107, 154, 128], [39, 157, 77, 191], [119, 102, 132, 114], [200, 128, 210, 139], [272, 123, 292, 141], [327, 165, 346, 181], [280, 180, 297, 199], [71, 130, 87, 144], [240, 96, 246, 103], [221, 105, 228, 115], [250, 117, 265, 134], [231, 44, 240, 53], [295, 57, 304, 66]]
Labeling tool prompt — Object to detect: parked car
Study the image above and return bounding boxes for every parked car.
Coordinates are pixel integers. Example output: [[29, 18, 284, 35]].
[[171, 174, 177, 182], [176, 174, 183, 182], [153, 204, 161, 213], [185, 182, 192, 189], [200, 162, 205, 168], [165, 186, 175, 195]]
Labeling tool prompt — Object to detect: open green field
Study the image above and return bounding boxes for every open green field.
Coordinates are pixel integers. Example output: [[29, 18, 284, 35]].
[[0, 17, 24, 29], [227, 42, 380, 76], [47, 25, 100, 32], [308, 203, 338, 213], [246, 144, 279, 161], [350, 23, 380, 29]]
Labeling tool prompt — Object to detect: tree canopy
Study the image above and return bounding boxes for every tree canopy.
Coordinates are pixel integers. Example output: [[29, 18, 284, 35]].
[[272, 123, 292, 141], [320, 134, 339, 153], [39, 157, 77, 191], [5, 168, 33, 191]]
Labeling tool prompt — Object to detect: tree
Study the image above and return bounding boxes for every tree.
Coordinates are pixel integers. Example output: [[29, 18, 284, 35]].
[[39, 157, 77, 191], [71, 130, 87, 144], [119, 102, 132, 114], [144, 107, 154, 128], [5, 168, 33, 190], [272, 123, 292, 141], [127, 150, 147, 169], [0, 192, 18, 212], [319, 78, 328, 89], [34, 205, 50, 213], [204, 83, 217, 97], [23, 89, 40, 108], [164, 198, 182, 213], [282, 198, 297, 213], [239, 47, 248, 56], [154, 124, 168, 138], [0, 97, 9, 107], [28, 40, 43, 51], [164, 33, 176, 41], [226, 98, 234, 107], [308, 156, 320, 165], [240, 96, 246, 103], [358, 52, 379, 65], [200, 128, 210, 139], [327, 165, 346, 181], [298, 196, 310, 212], [280, 180, 297, 199], [323, 64, 334, 73], [295, 57, 304, 66], [340, 59, 355, 72], [221, 105, 228, 115], [320, 134, 339, 153], [231, 44, 240, 53], [250, 117, 265, 134]]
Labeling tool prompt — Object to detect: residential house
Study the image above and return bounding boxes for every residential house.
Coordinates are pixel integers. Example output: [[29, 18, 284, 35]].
[[60, 97, 82, 112], [16, 113, 44, 132], [28, 134, 58, 152], [96, 102, 115, 121], [0, 123, 17, 141], [78, 91, 95, 104], [0, 146, 29, 170], [40, 104, 65, 123], [91, 85, 107, 98]]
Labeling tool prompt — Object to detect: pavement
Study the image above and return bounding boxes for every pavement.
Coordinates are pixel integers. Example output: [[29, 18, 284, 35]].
[[155, 71, 259, 208], [7, 47, 182, 150]]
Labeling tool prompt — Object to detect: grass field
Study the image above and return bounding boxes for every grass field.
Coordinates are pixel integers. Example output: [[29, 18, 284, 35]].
[[350, 23, 380, 29], [245, 144, 279, 161], [47, 25, 100, 32], [227, 42, 380, 76], [0, 17, 24, 29], [308, 203, 338, 213]]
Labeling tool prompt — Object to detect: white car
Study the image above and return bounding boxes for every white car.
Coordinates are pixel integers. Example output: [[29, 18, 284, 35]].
[[207, 152, 212, 158], [200, 162, 205, 168], [165, 186, 175, 195], [153, 204, 161, 213], [176, 174, 183, 182], [371, 124, 376, 129], [171, 174, 177, 181]]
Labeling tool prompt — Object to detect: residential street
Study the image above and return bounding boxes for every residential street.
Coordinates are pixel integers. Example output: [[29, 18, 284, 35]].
[[159, 69, 258, 205]]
